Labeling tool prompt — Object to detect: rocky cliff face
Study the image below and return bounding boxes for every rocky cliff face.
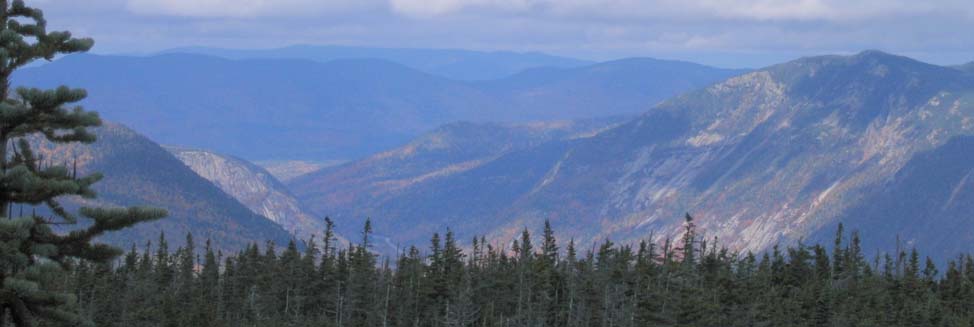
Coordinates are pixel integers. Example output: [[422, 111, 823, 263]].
[[167, 147, 327, 241], [292, 51, 974, 258], [552, 50, 974, 253]]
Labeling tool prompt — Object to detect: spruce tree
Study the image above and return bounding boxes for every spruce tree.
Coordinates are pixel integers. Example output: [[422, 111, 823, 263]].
[[348, 219, 377, 327], [536, 220, 560, 326], [196, 239, 221, 326], [0, 1, 166, 325]]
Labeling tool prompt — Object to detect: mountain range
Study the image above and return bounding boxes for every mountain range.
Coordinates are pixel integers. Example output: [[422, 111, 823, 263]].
[[12, 53, 742, 161], [289, 51, 974, 259], [19, 48, 974, 260], [159, 44, 593, 81]]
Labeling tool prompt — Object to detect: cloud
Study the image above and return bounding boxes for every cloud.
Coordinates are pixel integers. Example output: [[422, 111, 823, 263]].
[[125, 0, 380, 17], [385, 0, 973, 21], [389, 0, 535, 18], [117, 0, 973, 20]]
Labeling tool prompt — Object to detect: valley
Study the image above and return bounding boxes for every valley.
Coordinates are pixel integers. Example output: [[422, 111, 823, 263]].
[[16, 49, 974, 259]]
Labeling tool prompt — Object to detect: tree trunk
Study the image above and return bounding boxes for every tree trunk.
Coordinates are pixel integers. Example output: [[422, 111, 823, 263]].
[[0, 135, 8, 219]]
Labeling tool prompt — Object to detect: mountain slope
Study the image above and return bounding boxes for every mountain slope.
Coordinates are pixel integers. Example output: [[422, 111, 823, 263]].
[[160, 44, 593, 81], [166, 147, 326, 241], [32, 123, 295, 251], [13, 53, 740, 161], [814, 136, 974, 259], [289, 117, 627, 241], [293, 51, 974, 257]]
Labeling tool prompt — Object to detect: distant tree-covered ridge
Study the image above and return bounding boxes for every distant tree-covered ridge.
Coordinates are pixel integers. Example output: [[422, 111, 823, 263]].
[[51, 216, 974, 327]]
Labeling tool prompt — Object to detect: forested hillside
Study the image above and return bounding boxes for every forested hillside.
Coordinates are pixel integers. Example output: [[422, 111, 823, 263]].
[[31, 123, 296, 251]]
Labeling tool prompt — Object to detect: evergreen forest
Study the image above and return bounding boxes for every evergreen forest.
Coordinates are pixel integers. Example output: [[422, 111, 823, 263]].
[[42, 218, 974, 327]]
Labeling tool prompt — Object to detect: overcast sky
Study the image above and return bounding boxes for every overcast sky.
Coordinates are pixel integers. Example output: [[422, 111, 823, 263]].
[[33, 0, 974, 68]]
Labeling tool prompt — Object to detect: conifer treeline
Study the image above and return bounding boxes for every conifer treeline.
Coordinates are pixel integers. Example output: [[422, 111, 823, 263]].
[[49, 217, 974, 327]]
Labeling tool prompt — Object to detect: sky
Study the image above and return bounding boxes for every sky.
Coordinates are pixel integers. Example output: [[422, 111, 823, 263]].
[[33, 0, 974, 68]]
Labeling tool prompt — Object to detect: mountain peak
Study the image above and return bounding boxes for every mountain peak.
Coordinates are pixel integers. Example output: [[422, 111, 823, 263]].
[[763, 50, 969, 90], [853, 49, 896, 59], [789, 50, 934, 72], [847, 49, 930, 68]]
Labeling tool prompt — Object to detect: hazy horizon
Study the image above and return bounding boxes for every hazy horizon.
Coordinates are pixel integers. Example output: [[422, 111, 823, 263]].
[[43, 44, 972, 74], [37, 0, 974, 69]]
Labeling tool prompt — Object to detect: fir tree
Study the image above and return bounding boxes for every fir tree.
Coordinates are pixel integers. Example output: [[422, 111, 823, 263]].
[[0, 1, 166, 325], [348, 219, 377, 327]]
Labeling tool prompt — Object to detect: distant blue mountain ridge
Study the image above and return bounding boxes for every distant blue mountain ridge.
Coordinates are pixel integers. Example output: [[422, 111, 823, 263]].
[[13, 52, 743, 161], [158, 44, 595, 81]]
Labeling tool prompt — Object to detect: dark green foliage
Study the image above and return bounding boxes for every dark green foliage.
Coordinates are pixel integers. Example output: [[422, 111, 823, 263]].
[[0, 2, 165, 326], [55, 217, 974, 327]]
